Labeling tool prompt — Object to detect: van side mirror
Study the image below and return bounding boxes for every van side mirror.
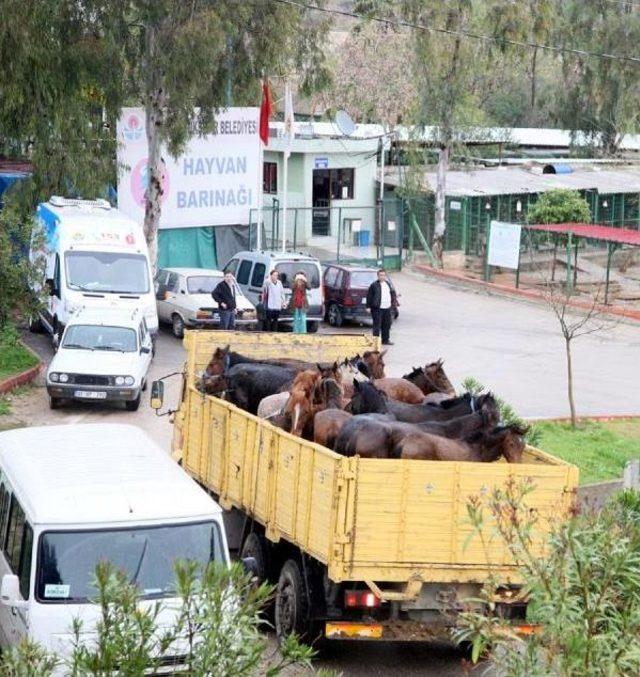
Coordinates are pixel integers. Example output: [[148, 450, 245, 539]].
[[45, 278, 56, 296], [1, 574, 27, 609], [140, 345, 151, 355], [150, 380, 164, 409]]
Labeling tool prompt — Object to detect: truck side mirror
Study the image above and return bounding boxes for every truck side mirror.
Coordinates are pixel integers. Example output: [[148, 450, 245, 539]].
[[150, 380, 164, 409], [1, 574, 27, 609]]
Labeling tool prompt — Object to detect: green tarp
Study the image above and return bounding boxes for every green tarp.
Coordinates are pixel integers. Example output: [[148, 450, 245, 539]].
[[158, 227, 217, 269]]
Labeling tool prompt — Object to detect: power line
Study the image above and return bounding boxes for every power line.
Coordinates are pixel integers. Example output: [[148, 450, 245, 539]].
[[272, 0, 640, 66]]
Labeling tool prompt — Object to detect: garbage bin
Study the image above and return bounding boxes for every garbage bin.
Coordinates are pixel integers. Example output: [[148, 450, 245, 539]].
[[353, 230, 370, 247]]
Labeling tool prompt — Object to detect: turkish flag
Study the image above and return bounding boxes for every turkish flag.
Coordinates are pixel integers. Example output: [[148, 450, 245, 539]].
[[259, 81, 272, 145]]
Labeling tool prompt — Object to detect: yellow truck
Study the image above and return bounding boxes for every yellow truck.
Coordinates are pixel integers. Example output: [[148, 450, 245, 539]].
[[155, 331, 578, 643]]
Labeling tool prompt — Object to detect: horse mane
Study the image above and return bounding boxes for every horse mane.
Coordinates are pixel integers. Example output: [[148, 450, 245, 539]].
[[403, 366, 423, 379], [439, 392, 471, 409]]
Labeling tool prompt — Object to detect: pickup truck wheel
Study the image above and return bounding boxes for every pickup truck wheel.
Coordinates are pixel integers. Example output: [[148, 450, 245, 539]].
[[172, 314, 185, 339], [306, 320, 319, 333], [327, 304, 342, 328], [125, 394, 141, 411], [275, 559, 310, 642]]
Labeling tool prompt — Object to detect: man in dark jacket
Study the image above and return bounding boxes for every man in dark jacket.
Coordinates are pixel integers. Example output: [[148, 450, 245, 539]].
[[212, 272, 237, 330], [366, 268, 397, 345]]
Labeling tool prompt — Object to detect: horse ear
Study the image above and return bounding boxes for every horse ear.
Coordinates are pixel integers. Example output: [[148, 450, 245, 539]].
[[224, 344, 230, 353], [437, 358, 444, 367], [332, 361, 339, 371], [317, 363, 323, 372], [353, 378, 361, 391], [380, 349, 387, 358]]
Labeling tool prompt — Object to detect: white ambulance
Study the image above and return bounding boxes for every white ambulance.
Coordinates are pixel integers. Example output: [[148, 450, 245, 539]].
[[30, 196, 158, 344]]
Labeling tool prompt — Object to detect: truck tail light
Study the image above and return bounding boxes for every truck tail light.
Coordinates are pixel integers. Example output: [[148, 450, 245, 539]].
[[343, 294, 356, 306], [344, 590, 380, 608]]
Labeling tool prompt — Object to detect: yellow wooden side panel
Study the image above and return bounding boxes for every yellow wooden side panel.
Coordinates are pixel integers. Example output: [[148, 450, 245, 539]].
[[205, 397, 228, 493], [183, 330, 380, 376], [183, 390, 204, 477], [350, 457, 577, 572], [246, 423, 276, 523]]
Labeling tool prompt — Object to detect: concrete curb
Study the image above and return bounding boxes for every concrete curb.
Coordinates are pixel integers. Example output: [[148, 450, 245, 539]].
[[530, 415, 640, 423], [0, 341, 44, 395], [413, 263, 640, 323]]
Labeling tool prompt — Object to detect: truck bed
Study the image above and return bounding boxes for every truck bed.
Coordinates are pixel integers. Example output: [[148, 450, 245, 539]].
[[174, 331, 578, 597]]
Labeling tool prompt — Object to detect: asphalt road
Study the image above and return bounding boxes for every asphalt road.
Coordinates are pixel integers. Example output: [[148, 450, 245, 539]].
[[7, 271, 640, 675]]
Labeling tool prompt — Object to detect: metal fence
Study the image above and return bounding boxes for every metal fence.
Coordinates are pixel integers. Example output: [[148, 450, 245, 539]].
[[249, 199, 406, 270]]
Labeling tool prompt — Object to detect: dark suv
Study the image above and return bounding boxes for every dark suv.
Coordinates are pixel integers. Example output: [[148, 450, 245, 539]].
[[322, 264, 399, 327]]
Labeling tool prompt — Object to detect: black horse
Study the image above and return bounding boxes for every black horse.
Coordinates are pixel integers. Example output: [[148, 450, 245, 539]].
[[223, 363, 296, 415], [350, 380, 477, 423]]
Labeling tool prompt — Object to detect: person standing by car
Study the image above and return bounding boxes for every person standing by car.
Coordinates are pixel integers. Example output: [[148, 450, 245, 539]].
[[262, 269, 286, 331], [288, 271, 310, 334], [366, 268, 397, 345], [212, 271, 237, 330]]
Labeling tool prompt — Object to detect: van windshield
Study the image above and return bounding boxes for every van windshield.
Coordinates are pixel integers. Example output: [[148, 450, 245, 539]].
[[275, 262, 320, 289], [65, 252, 150, 294], [36, 522, 223, 603]]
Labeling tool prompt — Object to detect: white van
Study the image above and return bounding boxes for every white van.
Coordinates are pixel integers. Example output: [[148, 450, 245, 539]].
[[0, 424, 229, 664], [223, 250, 324, 332], [30, 196, 158, 344]]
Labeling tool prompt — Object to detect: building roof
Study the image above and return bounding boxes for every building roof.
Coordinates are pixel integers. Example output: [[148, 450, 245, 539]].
[[383, 166, 640, 197], [0, 424, 220, 525], [527, 223, 640, 247]]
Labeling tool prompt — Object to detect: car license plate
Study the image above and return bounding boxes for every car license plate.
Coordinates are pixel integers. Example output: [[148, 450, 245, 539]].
[[74, 390, 107, 400]]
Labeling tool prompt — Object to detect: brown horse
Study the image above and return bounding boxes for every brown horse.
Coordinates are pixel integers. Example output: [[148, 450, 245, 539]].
[[284, 387, 317, 438], [373, 378, 425, 404], [395, 424, 528, 463], [359, 350, 386, 380], [314, 409, 352, 449], [403, 360, 455, 397]]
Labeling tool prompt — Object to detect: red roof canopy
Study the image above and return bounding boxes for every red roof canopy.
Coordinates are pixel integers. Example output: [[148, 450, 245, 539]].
[[526, 223, 640, 247]]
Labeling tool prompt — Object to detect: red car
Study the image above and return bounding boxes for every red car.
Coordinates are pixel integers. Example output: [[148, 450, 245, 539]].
[[322, 264, 399, 327]]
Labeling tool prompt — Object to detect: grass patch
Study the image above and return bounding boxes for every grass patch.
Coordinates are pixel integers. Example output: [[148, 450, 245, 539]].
[[0, 398, 10, 416], [0, 323, 38, 381], [535, 419, 640, 484]]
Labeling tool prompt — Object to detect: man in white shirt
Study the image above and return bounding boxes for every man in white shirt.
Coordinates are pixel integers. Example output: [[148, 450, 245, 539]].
[[365, 268, 397, 345], [262, 269, 286, 332]]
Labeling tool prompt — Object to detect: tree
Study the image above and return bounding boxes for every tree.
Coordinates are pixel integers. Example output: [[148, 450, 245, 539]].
[[526, 190, 606, 428], [325, 22, 417, 131], [527, 189, 591, 225], [554, 1, 640, 154], [95, 1, 330, 266]]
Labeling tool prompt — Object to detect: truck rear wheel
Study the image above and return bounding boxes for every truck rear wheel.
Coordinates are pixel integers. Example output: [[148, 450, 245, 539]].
[[275, 559, 310, 641]]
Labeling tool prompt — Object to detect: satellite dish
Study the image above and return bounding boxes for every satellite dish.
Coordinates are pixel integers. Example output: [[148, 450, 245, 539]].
[[335, 110, 356, 136]]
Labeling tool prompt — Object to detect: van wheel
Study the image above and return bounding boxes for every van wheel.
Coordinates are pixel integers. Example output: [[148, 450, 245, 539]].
[[327, 304, 342, 328], [275, 559, 310, 642], [307, 321, 319, 333], [125, 394, 141, 411], [29, 315, 44, 333], [172, 314, 185, 339], [49, 396, 62, 410]]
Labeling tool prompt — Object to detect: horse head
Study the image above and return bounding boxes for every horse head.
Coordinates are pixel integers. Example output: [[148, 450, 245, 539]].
[[318, 377, 343, 410], [362, 350, 386, 379], [476, 392, 500, 427], [351, 379, 387, 415], [206, 344, 231, 377], [284, 388, 316, 437], [485, 423, 528, 463], [424, 359, 455, 395], [340, 356, 369, 383]]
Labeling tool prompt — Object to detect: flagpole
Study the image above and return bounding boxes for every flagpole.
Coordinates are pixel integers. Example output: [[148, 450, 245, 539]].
[[256, 137, 263, 251], [282, 152, 289, 253]]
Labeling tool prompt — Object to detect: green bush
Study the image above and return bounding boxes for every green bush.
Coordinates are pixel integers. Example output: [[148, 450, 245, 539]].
[[456, 486, 640, 675], [526, 188, 591, 225], [0, 561, 324, 676], [0, 323, 38, 381]]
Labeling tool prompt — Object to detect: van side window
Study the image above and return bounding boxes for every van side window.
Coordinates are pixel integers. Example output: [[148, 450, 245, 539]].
[[6, 496, 26, 569], [53, 254, 61, 296], [237, 260, 252, 285], [0, 483, 10, 545], [225, 258, 239, 276], [250, 263, 266, 288], [19, 525, 33, 599], [166, 273, 180, 293]]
